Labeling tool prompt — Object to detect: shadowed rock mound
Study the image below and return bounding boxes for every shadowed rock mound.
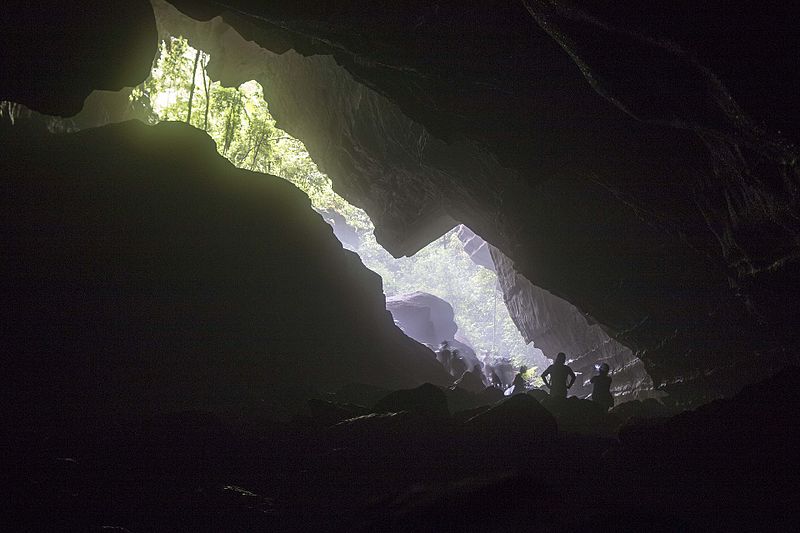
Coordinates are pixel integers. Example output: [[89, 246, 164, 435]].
[[0, 120, 451, 423]]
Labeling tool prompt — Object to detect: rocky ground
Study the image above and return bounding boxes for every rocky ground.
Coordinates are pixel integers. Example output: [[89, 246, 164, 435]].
[[4, 369, 797, 532]]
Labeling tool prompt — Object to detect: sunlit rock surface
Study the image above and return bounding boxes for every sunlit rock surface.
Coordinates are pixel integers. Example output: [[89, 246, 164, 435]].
[[455, 225, 495, 271], [0, 120, 451, 423], [386, 291, 478, 368], [457, 224, 655, 400], [490, 246, 658, 401]]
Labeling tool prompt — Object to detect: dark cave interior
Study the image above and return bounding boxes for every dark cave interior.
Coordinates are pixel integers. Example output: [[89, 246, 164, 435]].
[[2, 1, 799, 531]]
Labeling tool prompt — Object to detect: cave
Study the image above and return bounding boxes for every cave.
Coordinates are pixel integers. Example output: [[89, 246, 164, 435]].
[[2, 1, 799, 530]]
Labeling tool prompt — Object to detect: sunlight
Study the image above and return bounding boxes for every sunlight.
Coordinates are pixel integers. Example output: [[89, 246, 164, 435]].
[[132, 35, 544, 378]]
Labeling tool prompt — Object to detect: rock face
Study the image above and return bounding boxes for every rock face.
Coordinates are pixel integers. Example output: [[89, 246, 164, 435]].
[[0, 120, 451, 423], [386, 291, 478, 368], [0, 0, 156, 116], [455, 225, 494, 271], [490, 246, 657, 401], [457, 224, 653, 401], [3, 1, 800, 405]]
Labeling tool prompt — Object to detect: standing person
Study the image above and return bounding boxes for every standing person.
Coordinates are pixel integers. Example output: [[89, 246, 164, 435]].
[[450, 349, 467, 378], [590, 363, 614, 411], [511, 365, 528, 395], [436, 341, 453, 373], [489, 367, 503, 389], [541, 352, 576, 399], [454, 363, 487, 393]]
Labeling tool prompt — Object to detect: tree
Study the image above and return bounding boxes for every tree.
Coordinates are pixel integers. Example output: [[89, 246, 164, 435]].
[[186, 48, 201, 124], [201, 52, 210, 130]]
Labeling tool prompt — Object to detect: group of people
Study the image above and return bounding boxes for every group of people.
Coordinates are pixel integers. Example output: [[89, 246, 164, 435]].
[[437, 342, 615, 410]]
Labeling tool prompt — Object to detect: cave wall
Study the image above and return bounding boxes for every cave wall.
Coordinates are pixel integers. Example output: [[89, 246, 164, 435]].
[[150, 1, 648, 397], [3, 1, 799, 404], [490, 246, 656, 401], [0, 121, 452, 423], [0, 0, 156, 116], [456, 225, 653, 400], [156, 0, 799, 402]]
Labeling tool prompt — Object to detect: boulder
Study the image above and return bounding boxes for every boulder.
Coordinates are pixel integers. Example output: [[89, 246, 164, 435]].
[[465, 394, 557, 444], [304, 399, 371, 428], [540, 396, 620, 436], [373, 383, 449, 419], [610, 398, 673, 423], [452, 370, 487, 394], [386, 292, 478, 368]]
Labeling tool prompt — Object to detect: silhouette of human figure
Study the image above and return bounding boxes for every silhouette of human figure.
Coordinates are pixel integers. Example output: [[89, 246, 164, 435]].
[[472, 363, 487, 387], [436, 341, 452, 372], [541, 352, 576, 399], [511, 365, 528, 394], [590, 362, 614, 411], [450, 349, 467, 378], [454, 363, 487, 393], [489, 368, 503, 389], [495, 358, 514, 388]]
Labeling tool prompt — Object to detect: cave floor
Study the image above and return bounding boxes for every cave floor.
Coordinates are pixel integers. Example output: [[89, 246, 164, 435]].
[[4, 370, 798, 532]]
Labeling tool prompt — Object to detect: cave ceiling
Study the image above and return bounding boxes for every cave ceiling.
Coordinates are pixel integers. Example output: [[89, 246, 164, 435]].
[[2, 0, 798, 401]]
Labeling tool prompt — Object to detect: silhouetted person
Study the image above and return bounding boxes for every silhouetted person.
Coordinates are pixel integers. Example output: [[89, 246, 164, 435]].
[[541, 352, 576, 399], [436, 341, 452, 370], [489, 369, 503, 389], [590, 362, 614, 411], [472, 363, 487, 387], [450, 349, 467, 378], [511, 365, 528, 394], [495, 358, 515, 388], [454, 363, 487, 393]]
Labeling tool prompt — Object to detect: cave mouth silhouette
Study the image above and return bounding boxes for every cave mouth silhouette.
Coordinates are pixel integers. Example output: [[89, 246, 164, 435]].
[[14, 33, 550, 383], [3, 2, 800, 531], [0, 21, 643, 399]]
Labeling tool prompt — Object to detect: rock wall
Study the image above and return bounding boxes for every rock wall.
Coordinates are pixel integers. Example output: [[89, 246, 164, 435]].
[[0, 0, 156, 116], [0, 121, 451, 423], [153, 0, 799, 403], [490, 246, 657, 401], [3, 1, 799, 405], [457, 224, 654, 400]]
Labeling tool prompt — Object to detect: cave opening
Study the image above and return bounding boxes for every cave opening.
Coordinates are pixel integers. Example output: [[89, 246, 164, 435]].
[[132, 34, 548, 385], [4, 1, 799, 530]]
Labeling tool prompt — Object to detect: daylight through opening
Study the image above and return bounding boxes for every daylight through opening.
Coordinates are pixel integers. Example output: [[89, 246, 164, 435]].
[[137, 36, 546, 385]]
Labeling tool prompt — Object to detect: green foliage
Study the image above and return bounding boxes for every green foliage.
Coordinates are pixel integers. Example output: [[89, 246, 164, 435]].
[[132, 36, 540, 370]]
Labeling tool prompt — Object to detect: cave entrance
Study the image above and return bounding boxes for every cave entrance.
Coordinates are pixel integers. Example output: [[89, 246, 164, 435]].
[[133, 36, 545, 386]]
